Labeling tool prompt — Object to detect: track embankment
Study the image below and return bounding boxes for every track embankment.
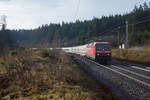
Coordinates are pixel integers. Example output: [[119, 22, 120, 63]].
[[112, 49, 150, 65], [72, 54, 150, 100]]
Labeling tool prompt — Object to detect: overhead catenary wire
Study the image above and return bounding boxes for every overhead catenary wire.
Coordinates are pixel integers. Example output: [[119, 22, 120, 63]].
[[74, 0, 81, 21], [98, 18, 150, 35], [83, 18, 150, 46], [129, 18, 150, 26]]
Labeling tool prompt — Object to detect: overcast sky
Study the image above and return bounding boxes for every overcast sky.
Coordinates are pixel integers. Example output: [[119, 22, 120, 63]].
[[0, 0, 149, 29]]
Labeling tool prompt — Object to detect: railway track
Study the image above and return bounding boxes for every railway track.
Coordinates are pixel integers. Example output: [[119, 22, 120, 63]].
[[72, 54, 150, 100]]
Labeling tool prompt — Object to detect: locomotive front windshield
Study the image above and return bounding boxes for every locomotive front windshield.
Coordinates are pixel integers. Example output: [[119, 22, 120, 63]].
[[96, 44, 110, 49]]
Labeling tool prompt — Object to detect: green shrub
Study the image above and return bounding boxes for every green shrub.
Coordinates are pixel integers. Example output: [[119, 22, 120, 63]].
[[41, 50, 49, 57], [9, 50, 18, 56]]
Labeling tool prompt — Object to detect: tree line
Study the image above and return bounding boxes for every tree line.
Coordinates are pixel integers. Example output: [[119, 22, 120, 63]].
[[1, 2, 150, 49]]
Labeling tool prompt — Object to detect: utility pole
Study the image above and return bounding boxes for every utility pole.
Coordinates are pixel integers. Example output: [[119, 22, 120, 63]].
[[118, 26, 120, 48], [125, 21, 128, 49], [2, 24, 6, 30], [0, 15, 7, 30], [0, 0, 10, 30]]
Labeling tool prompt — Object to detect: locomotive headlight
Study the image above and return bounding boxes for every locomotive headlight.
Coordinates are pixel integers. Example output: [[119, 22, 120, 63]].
[[107, 53, 111, 56]]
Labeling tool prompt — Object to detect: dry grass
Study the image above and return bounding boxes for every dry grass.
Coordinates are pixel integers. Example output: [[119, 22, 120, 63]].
[[112, 49, 150, 64], [0, 49, 117, 100]]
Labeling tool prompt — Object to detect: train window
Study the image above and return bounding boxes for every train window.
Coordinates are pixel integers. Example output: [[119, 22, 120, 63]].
[[89, 43, 92, 46], [88, 43, 91, 46], [96, 44, 110, 49]]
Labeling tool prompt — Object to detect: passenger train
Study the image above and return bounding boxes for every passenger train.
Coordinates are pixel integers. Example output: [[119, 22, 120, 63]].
[[62, 42, 111, 64]]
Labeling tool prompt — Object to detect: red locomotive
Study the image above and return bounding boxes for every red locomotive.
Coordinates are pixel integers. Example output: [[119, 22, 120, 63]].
[[86, 42, 111, 64]]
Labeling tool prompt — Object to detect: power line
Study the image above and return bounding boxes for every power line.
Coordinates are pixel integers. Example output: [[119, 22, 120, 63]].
[[130, 18, 150, 26], [82, 18, 148, 44], [74, 0, 80, 21], [99, 18, 150, 35]]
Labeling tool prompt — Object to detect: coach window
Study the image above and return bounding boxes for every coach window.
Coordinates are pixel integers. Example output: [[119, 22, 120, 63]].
[[91, 42, 94, 46], [90, 43, 92, 46]]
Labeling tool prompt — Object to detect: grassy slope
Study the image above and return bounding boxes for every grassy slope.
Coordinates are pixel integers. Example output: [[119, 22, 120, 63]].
[[112, 49, 150, 64], [0, 49, 117, 100]]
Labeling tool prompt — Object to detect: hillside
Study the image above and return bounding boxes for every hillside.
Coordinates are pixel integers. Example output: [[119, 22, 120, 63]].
[[0, 49, 117, 100], [12, 2, 150, 47], [0, 2, 150, 49], [112, 48, 150, 65]]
